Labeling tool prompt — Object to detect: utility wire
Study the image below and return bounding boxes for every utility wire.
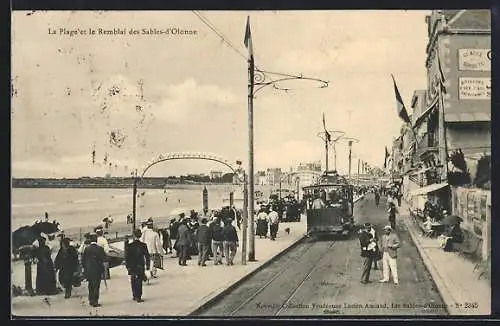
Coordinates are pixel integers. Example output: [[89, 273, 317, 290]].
[[192, 11, 328, 90], [192, 11, 248, 62], [192, 11, 265, 70]]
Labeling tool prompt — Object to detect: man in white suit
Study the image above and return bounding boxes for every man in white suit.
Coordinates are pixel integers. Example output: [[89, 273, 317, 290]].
[[379, 225, 400, 285], [141, 218, 164, 278]]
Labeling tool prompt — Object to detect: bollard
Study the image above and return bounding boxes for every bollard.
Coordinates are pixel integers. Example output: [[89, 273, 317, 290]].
[[203, 186, 209, 211]]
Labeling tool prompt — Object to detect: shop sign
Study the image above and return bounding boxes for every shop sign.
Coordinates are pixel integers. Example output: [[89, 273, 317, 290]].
[[459, 77, 491, 100], [458, 49, 491, 71]]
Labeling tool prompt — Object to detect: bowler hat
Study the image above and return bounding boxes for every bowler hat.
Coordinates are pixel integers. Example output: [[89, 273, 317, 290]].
[[383, 225, 392, 231], [133, 229, 142, 238]]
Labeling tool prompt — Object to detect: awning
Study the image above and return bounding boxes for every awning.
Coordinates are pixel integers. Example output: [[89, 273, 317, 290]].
[[410, 182, 449, 196], [445, 112, 491, 122]]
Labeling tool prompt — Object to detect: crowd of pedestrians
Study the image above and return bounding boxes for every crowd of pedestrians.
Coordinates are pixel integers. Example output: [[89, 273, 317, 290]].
[[24, 196, 297, 308], [255, 204, 281, 240]]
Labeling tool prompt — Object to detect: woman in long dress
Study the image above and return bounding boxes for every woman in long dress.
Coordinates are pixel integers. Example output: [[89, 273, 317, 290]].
[[34, 235, 58, 295], [54, 238, 79, 298], [256, 207, 269, 238]]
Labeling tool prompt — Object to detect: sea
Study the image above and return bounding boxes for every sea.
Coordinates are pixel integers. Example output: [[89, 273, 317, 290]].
[[11, 184, 273, 231]]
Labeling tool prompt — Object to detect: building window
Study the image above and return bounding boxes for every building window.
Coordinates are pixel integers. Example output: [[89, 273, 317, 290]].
[[428, 132, 435, 148], [466, 192, 476, 223], [459, 190, 466, 219], [480, 194, 487, 222], [453, 189, 458, 212]]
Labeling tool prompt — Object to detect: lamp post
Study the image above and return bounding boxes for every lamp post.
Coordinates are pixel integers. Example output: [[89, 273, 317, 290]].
[[244, 17, 328, 262], [336, 136, 358, 178]]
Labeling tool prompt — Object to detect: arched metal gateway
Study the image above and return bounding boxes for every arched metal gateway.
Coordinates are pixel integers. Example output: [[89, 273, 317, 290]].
[[132, 152, 249, 264], [131, 152, 246, 231], [139, 152, 244, 181]]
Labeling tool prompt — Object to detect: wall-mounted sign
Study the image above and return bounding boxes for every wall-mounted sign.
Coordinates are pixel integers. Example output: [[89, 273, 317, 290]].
[[458, 49, 491, 71], [459, 77, 491, 100]]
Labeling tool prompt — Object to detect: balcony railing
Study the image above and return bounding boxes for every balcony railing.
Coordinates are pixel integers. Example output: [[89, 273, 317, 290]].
[[416, 134, 439, 158]]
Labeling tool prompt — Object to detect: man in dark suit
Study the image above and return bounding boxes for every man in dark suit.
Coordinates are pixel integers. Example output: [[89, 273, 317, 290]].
[[82, 233, 106, 307], [368, 224, 380, 270], [176, 219, 192, 266], [388, 202, 398, 230], [125, 229, 150, 303], [222, 219, 239, 266], [358, 223, 377, 284], [196, 218, 211, 267]]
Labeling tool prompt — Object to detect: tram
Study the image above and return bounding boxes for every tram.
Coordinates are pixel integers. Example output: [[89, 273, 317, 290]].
[[302, 170, 355, 237]]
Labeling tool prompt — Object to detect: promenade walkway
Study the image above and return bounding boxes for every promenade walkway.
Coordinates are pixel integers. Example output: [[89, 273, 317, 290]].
[[12, 219, 307, 317], [400, 200, 490, 315], [12, 195, 365, 317]]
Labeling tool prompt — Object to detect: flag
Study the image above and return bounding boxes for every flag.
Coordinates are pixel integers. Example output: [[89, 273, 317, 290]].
[[244, 16, 253, 58], [437, 54, 447, 94], [391, 74, 411, 124], [384, 146, 390, 169], [322, 113, 331, 142]]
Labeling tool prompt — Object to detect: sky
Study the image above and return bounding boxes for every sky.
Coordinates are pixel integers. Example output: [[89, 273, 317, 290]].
[[11, 10, 431, 178]]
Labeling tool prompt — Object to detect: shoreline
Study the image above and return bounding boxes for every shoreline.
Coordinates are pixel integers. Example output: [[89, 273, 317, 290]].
[[12, 183, 240, 190], [11, 183, 276, 191]]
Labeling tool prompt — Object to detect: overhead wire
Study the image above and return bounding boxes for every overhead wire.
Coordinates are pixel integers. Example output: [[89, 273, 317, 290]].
[[192, 11, 329, 90], [192, 11, 248, 62]]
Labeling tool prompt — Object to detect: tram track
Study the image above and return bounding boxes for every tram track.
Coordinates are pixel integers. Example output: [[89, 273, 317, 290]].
[[193, 195, 448, 317], [195, 238, 338, 316], [274, 240, 337, 316]]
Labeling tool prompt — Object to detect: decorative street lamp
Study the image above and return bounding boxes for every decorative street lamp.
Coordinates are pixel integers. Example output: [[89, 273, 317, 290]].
[[244, 16, 328, 262], [317, 130, 345, 171], [339, 136, 359, 177]]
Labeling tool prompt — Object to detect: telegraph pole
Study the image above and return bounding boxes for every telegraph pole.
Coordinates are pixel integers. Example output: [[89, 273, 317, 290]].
[[132, 169, 138, 233], [357, 158, 360, 186], [348, 141, 353, 177], [333, 142, 337, 171], [325, 136, 329, 171], [246, 19, 256, 262], [340, 137, 359, 178], [241, 172, 248, 265]]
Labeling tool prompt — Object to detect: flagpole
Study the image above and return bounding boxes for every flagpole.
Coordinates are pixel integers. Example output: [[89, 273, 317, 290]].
[[437, 50, 449, 183]]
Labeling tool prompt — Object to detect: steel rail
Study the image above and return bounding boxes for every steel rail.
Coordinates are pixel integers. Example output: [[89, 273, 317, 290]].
[[228, 240, 328, 316], [274, 240, 337, 315]]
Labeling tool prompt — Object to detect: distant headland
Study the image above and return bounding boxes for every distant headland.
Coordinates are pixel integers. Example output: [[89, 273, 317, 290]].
[[12, 176, 237, 189]]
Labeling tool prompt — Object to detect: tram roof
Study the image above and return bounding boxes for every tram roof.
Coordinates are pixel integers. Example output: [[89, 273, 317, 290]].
[[302, 183, 351, 190]]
